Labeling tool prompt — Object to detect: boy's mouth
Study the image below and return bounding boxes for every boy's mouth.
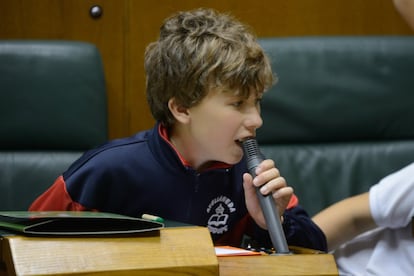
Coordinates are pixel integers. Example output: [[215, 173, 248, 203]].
[[235, 137, 254, 146]]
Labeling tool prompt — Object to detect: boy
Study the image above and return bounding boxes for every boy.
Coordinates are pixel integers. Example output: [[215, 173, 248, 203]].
[[30, 8, 326, 251]]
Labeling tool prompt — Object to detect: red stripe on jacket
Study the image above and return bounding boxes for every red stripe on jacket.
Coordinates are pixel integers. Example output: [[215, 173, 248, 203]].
[[29, 176, 88, 211]]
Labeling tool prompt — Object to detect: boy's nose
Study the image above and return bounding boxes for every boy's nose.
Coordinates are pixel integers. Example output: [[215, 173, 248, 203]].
[[246, 108, 263, 131]]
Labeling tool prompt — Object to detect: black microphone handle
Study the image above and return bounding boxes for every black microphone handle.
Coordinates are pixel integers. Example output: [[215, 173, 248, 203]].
[[243, 138, 290, 254]]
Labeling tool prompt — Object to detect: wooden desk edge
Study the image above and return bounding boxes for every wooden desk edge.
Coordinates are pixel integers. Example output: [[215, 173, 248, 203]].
[[218, 253, 338, 276], [1, 227, 339, 276]]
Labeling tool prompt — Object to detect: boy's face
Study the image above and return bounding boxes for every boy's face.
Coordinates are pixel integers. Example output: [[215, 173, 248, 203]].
[[184, 87, 263, 168]]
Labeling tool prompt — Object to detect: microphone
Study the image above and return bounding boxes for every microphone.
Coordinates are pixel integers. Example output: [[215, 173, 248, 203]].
[[242, 138, 290, 254]]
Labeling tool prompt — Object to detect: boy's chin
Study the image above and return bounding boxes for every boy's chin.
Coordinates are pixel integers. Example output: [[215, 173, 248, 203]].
[[223, 154, 244, 165]]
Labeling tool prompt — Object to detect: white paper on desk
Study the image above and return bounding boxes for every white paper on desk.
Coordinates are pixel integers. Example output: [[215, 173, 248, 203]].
[[214, 246, 261, 256]]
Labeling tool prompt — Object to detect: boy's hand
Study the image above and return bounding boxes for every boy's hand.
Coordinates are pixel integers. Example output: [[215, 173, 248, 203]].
[[243, 159, 293, 229]]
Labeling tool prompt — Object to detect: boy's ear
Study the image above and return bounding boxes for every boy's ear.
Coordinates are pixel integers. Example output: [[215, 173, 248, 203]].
[[168, 97, 190, 123]]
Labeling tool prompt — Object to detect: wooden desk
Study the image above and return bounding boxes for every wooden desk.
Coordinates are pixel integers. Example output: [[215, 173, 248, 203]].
[[219, 253, 338, 275], [0, 227, 219, 275], [1, 227, 338, 275]]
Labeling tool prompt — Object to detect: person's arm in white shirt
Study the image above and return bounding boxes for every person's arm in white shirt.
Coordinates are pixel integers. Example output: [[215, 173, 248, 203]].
[[313, 162, 414, 251], [312, 192, 375, 251]]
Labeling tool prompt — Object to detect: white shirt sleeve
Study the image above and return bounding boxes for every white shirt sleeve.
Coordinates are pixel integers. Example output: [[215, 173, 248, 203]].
[[369, 162, 414, 228]]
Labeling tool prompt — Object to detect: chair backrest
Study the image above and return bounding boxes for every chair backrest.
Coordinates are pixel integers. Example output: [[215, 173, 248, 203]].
[[0, 40, 108, 210], [257, 36, 414, 216]]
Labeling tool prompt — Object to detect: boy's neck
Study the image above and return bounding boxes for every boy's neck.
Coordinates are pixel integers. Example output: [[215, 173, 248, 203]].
[[160, 124, 230, 172]]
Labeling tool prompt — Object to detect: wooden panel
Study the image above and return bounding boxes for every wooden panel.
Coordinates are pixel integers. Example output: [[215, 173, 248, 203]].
[[0, 0, 125, 139]]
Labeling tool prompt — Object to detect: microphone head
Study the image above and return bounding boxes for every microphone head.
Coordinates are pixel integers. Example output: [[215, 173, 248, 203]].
[[242, 138, 260, 158], [242, 138, 265, 174]]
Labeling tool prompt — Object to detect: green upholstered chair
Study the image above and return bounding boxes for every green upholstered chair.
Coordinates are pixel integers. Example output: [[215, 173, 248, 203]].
[[257, 36, 414, 216], [0, 40, 108, 210]]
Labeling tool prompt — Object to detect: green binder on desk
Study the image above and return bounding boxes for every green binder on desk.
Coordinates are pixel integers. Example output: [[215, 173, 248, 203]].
[[0, 211, 164, 236]]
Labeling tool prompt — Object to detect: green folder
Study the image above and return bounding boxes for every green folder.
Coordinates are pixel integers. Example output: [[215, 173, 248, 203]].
[[0, 211, 164, 236]]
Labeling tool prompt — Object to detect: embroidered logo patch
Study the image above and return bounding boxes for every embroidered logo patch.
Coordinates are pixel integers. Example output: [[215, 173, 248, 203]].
[[206, 195, 236, 234]]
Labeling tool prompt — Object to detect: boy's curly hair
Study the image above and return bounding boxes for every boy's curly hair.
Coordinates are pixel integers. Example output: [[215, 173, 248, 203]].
[[144, 8, 275, 127]]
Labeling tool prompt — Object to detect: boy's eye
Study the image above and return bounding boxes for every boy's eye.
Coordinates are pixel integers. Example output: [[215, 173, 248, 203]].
[[232, 101, 244, 107]]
